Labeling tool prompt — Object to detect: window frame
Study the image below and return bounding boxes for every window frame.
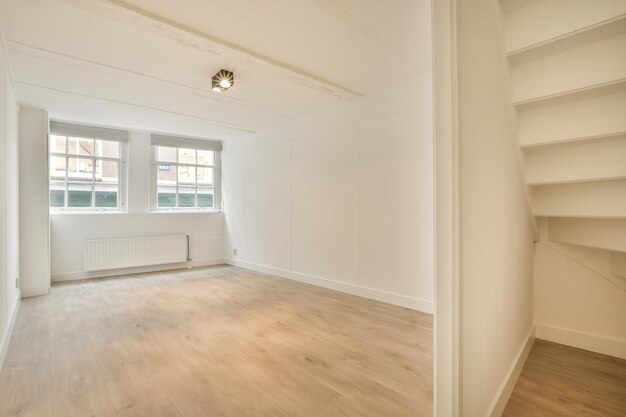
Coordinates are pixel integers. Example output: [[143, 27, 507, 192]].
[[149, 142, 221, 212], [48, 129, 128, 213]]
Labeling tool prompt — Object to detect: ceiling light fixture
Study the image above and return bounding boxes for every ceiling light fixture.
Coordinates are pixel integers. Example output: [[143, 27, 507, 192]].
[[212, 69, 234, 92]]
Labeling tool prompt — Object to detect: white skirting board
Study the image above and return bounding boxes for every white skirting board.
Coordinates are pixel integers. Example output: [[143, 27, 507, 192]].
[[486, 325, 536, 417], [536, 323, 626, 360], [225, 258, 434, 314], [0, 293, 20, 372], [52, 258, 224, 282]]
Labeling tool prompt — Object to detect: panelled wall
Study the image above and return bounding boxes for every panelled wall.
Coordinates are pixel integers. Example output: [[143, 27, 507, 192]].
[[0, 29, 20, 367], [222, 75, 434, 313]]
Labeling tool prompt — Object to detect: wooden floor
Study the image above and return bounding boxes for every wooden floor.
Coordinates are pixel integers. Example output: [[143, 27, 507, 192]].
[[0, 265, 432, 417], [503, 339, 626, 417]]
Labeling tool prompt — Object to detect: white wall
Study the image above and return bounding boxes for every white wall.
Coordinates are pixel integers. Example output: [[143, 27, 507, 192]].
[[1, 27, 20, 368], [535, 219, 626, 359], [18, 107, 50, 298], [0, 42, 7, 358], [291, 127, 358, 285], [433, 0, 460, 413], [244, 143, 291, 271], [456, 1, 536, 416], [222, 71, 434, 312], [4, 47, 18, 322], [50, 130, 224, 281]]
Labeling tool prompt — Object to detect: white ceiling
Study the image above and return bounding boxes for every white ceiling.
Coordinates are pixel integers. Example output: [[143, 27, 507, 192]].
[[0, 0, 431, 140]]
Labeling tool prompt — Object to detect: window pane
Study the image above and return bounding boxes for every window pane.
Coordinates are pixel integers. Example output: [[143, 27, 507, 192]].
[[156, 146, 177, 163], [178, 187, 195, 207], [95, 139, 119, 158], [78, 138, 94, 156], [67, 137, 94, 156], [157, 164, 176, 185], [197, 150, 214, 166], [96, 160, 119, 183], [95, 184, 118, 207], [178, 166, 195, 186], [157, 186, 176, 207], [68, 183, 92, 207], [68, 158, 94, 180], [178, 148, 195, 164], [50, 181, 65, 207], [151, 145, 219, 210], [197, 167, 214, 186], [49, 156, 66, 179], [48, 127, 127, 211], [197, 188, 214, 208], [50, 135, 66, 153]]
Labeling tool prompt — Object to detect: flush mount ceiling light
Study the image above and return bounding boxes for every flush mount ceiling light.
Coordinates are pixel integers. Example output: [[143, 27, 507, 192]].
[[212, 69, 234, 92]]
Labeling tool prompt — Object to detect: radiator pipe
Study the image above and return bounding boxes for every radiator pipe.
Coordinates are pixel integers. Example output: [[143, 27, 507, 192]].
[[186, 235, 192, 262]]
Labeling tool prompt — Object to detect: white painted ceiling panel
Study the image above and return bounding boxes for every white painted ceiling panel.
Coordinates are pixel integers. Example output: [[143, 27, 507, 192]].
[[15, 82, 256, 141], [8, 44, 289, 132], [0, 0, 430, 139]]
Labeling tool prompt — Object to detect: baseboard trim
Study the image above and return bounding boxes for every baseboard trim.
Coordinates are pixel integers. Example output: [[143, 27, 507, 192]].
[[0, 293, 20, 371], [225, 258, 434, 314], [535, 323, 626, 360], [51, 258, 225, 283], [486, 325, 536, 417], [21, 285, 50, 298]]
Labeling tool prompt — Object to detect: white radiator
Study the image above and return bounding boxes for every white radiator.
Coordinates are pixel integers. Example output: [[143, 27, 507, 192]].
[[84, 235, 190, 271]]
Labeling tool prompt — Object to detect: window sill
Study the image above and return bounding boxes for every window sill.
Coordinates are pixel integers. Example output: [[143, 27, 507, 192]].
[[49, 209, 222, 216], [149, 209, 222, 214], [49, 210, 128, 216]]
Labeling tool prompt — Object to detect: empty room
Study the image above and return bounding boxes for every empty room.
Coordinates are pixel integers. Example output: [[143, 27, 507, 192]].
[[1, 1, 625, 417], [0, 1, 436, 416]]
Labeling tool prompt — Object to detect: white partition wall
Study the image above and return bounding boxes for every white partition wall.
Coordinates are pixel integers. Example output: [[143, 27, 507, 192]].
[[455, 1, 536, 416], [0, 28, 20, 367], [18, 107, 50, 298], [4, 57, 18, 324]]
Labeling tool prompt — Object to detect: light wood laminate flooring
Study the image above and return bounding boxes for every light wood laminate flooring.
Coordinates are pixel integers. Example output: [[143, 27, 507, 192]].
[[0, 265, 432, 417], [503, 339, 626, 417]]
